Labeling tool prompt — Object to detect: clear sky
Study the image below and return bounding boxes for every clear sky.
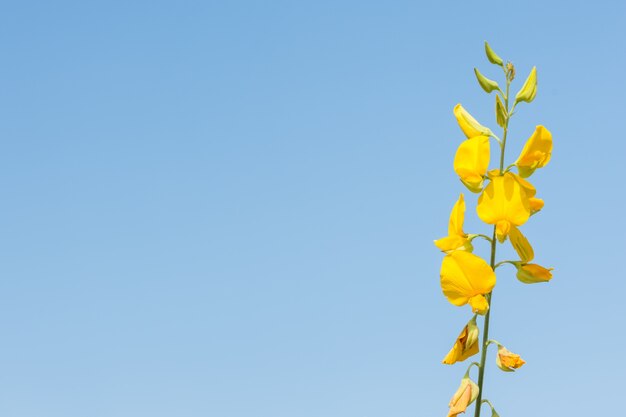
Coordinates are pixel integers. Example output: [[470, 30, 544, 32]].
[[1, 1, 625, 416]]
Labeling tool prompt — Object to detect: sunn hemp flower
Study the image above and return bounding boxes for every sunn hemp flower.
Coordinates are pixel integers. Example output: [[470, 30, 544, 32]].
[[435, 42, 554, 417]]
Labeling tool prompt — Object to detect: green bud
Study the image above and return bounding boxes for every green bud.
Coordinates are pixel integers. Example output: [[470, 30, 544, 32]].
[[515, 66, 537, 104], [484, 42, 503, 66], [491, 409, 500, 417], [495, 95, 507, 128], [474, 68, 499, 93]]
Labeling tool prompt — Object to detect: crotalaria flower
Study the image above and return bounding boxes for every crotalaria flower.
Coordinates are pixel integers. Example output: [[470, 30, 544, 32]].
[[454, 136, 490, 193], [515, 263, 553, 284], [434, 194, 473, 253], [476, 172, 531, 242], [453, 104, 492, 138], [496, 345, 526, 372], [515, 125, 552, 178], [442, 316, 479, 365], [447, 376, 480, 417], [440, 251, 496, 314]]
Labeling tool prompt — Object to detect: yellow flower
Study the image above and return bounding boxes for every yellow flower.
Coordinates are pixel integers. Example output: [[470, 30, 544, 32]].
[[454, 136, 490, 193], [515, 125, 552, 178], [496, 345, 526, 372], [508, 226, 534, 263], [476, 173, 531, 242], [447, 376, 479, 417], [453, 104, 492, 138], [440, 251, 496, 314], [434, 194, 473, 253], [442, 316, 479, 365], [515, 263, 553, 284]]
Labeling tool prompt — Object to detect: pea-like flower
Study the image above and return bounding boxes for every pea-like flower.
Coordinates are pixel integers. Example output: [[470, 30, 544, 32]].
[[515, 125, 552, 178], [454, 136, 490, 193], [476, 173, 531, 242], [434, 194, 473, 253], [440, 251, 496, 314], [447, 375, 480, 417], [453, 104, 492, 138], [496, 345, 526, 372], [442, 316, 480, 365], [515, 263, 553, 284]]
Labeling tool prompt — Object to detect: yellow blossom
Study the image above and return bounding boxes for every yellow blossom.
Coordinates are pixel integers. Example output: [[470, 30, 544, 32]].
[[476, 173, 531, 242], [515, 125, 552, 178], [453, 104, 492, 138], [440, 251, 496, 314], [435, 194, 473, 253], [447, 376, 480, 417], [442, 316, 479, 365], [496, 345, 526, 372], [454, 136, 490, 193], [516, 263, 553, 284]]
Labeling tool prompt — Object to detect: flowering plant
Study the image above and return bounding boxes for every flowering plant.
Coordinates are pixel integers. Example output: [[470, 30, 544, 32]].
[[436, 42, 553, 417]]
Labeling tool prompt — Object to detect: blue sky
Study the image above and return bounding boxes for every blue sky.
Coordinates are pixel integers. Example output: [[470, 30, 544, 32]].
[[1, 1, 625, 416]]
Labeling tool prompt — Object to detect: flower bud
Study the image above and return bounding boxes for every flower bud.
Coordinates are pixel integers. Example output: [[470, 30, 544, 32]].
[[484, 41, 503, 66], [515, 262, 553, 284], [495, 94, 507, 128], [495, 345, 526, 372], [515, 67, 537, 104], [474, 68, 500, 93], [453, 104, 492, 139], [442, 316, 480, 365]]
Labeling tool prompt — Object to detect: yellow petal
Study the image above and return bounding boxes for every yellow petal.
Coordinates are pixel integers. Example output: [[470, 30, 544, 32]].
[[453, 104, 492, 138], [434, 236, 473, 253], [468, 295, 489, 315], [440, 251, 496, 309], [529, 197, 544, 215], [477, 173, 531, 237], [509, 226, 534, 263], [454, 136, 490, 193], [515, 125, 553, 178], [447, 377, 479, 417], [449, 193, 466, 237]]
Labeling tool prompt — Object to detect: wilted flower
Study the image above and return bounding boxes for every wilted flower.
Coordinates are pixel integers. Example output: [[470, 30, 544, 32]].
[[447, 375, 480, 417], [442, 316, 480, 365], [496, 345, 526, 372]]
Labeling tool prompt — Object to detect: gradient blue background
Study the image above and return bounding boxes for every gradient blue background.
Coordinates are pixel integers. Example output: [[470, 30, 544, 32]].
[[1, 1, 624, 416]]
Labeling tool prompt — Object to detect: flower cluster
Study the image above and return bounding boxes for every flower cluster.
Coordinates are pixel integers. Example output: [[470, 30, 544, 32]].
[[436, 43, 554, 417]]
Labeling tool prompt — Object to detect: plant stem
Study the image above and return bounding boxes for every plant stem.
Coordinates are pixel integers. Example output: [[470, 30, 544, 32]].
[[474, 67, 512, 417]]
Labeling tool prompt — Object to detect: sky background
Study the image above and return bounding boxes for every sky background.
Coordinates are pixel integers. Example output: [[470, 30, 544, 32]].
[[1, 1, 625, 416]]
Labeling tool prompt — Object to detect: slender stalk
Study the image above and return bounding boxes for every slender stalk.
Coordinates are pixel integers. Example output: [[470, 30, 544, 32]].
[[473, 66, 513, 417]]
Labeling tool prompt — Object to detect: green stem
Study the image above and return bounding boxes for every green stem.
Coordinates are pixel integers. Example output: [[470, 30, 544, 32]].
[[474, 66, 513, 417]]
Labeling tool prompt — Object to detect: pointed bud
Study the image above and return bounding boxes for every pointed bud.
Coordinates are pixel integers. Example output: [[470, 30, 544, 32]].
[[474, 68, 500, 93], [453, 104, 492, 138], [515, 67, 537, 104], [484, 42, 503, 66], [495, 95, 507, 128]]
